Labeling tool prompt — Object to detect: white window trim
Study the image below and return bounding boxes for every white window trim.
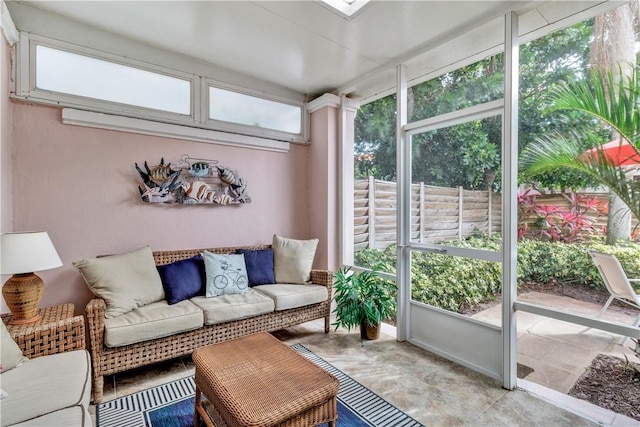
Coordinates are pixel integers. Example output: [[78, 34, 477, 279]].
[[1, 1, 18, 45], [405, 99, 505, 136], [13, 32, 309, 146], [62, 108, 290, 153]]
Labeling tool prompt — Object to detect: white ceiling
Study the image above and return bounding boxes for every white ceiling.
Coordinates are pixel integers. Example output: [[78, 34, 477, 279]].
[[5, 1, 626, 100]]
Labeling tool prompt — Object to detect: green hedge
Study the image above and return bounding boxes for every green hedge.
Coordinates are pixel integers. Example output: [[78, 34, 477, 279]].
[[517, 239, 640, 288], [354, 237, 640, 313]]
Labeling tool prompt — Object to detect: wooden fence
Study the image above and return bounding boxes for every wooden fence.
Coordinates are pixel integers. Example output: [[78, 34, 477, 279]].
[[354, 177, 502, 251], [354, 178, 637, 251]]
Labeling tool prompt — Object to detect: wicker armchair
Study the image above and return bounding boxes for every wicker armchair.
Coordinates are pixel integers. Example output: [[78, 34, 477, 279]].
[[86, 245, 332, 403]]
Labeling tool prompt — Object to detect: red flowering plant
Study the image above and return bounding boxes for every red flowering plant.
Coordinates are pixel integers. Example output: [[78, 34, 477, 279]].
[[517, 188, 607, 243]]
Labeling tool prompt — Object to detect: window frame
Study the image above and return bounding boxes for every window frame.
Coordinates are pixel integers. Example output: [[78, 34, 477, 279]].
[[205, 79, 308, 143], [14, 33, 309, 145], [19, 34, 198, 124]]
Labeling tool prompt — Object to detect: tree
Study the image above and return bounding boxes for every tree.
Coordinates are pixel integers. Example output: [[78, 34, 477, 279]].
[[520, 67, 640, 240], [354, 95, 396, 181], [589, 3, 638, 242], [354, 18, 608, 191], [520, 3, 640, 244], [407, 56, 504, 190], [518, 19, 607, 191]]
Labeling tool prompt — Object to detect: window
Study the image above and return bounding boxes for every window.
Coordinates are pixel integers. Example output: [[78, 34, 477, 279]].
[[35, 45, 191, 115], [15, 34, 308, 146], [209, 87, 302, 134]]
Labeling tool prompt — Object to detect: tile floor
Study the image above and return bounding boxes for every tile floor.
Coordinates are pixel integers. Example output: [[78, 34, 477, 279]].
[[90, 318, 639, 426]]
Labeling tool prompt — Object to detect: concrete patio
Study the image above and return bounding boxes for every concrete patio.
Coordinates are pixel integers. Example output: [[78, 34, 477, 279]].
[[472, 291, 638, 394], [471, 290, 639, 425]]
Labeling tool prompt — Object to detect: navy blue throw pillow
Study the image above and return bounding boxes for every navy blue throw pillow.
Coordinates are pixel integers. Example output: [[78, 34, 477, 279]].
[[157, 255, 205, 304], [236, 249, 275, 286]]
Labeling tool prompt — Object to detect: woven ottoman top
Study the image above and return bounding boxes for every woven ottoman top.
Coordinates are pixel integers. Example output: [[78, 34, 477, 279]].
[[193, 332, 339, 426]]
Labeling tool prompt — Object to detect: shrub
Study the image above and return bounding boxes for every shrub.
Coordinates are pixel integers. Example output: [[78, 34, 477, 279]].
[[355, 237, 503, 312], [410, 250, 502, 311], [517, 239, 597, 285], [518, 239, 640, 290], [517, 189, 607, 243], [354, 236, 640, 313]]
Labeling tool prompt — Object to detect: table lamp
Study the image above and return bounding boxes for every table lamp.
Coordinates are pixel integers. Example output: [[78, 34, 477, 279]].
[[1, 231, 63, 325]]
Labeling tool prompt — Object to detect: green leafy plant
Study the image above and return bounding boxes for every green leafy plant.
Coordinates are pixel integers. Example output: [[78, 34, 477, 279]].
[[354, 235, 640, 313], [332, 267, 396, 331]]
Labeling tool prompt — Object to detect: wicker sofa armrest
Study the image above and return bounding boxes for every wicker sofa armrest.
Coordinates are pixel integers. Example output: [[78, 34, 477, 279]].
[[13, 315, 86, 359], [86, 298, 107, 355], [310, 269, 333, 293]]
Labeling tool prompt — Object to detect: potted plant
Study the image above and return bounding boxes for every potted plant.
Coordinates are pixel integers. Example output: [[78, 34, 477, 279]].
[[332, 266, 396, 340]]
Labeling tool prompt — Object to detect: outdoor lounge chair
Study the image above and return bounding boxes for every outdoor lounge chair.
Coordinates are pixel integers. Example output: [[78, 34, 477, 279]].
[[588, 251, 640, 346]]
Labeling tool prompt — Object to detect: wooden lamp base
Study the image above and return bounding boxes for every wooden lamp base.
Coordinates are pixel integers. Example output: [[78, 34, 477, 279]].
[[2, 272, 44, 325]]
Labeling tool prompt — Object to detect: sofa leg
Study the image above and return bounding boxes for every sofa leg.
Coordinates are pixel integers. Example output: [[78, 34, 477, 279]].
[[92, 375, 104, 403], [324, 315, 330, 333]]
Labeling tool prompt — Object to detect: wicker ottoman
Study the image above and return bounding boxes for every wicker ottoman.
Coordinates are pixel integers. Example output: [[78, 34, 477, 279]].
[[193, 332, 339, 427]]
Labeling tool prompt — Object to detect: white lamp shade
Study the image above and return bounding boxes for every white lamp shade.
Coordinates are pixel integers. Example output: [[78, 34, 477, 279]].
[[1, 231, 63, 274]]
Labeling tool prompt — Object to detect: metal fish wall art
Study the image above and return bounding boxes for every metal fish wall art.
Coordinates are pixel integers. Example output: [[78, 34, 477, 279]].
[[188, 162, 211, 178], [135, 155, 251, 205], [150, 158, 175, 182]]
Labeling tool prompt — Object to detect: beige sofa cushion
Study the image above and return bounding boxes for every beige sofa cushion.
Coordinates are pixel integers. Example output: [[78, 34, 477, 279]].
[[0, 322, 27, 373], [9, 406, 91, 427], [272, 234, 318, 284], [253, 284, 328, 311], [74, 246, 165, 318], [0, 350, 91, 427], [104, 299, 203, 347], [190, 289, 275, 325]]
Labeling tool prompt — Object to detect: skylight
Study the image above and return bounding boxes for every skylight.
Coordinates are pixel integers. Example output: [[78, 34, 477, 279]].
[[320, 0, 370, 19]]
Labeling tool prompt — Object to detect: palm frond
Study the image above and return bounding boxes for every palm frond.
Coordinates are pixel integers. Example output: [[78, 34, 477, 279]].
[[521, 132, 640, 221], [548, 65, 640, 147]]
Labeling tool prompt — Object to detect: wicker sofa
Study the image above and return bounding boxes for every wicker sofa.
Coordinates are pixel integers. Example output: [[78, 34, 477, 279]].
[[84, 244, 332, 403]]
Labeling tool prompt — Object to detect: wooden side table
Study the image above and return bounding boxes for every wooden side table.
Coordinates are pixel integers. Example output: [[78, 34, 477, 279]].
[[1, 303, 86, 359]]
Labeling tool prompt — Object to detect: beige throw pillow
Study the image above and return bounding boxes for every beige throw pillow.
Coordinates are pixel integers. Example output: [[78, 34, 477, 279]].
[[0, 322, 27, 373], [272, 234, 319, 284], [73, 246, 165, 318]]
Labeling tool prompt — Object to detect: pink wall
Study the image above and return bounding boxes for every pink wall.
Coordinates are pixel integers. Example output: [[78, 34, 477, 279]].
[[4, 102, 318, 313], [1, 33, 14, 305], [1, 35, 12, 233]]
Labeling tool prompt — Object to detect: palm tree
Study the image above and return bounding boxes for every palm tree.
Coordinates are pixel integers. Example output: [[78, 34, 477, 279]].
[[589, 3, 638, 242], [520, 66, 640, 243]]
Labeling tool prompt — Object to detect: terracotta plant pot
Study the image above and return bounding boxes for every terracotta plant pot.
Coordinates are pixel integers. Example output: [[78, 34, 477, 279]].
[[360, 320, 381, 340]]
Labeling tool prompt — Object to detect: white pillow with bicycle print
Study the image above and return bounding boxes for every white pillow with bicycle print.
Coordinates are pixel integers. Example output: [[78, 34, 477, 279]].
[[202, 251, 249, 297]]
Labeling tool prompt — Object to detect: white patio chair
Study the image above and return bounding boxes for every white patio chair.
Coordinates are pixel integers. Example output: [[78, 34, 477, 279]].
[[588, 251, 640, 346]]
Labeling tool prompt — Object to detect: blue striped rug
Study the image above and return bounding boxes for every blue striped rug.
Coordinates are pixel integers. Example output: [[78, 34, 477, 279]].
[[96, 343, 424, 427]]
